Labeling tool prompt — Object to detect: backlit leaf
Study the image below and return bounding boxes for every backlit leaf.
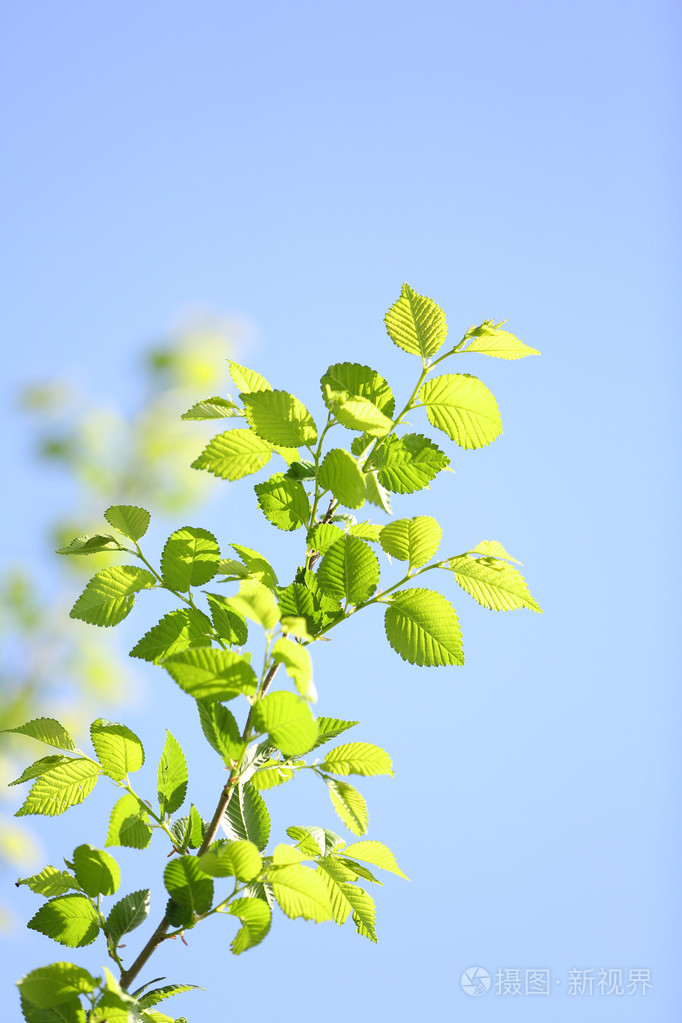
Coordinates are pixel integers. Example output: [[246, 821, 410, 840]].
[[271, 637, 315, 701], [229, 360, 272, 393], [161, 526, 221, 591], [242, 389, 317, 447], [254, 473, 310, 531], [164, 856, 213, 915], [196, 700, 245, 764], [227, 897, 271, 954], [130, 609, 212, 663], [56, 535, 121, 556], [221, 783, 271, 851], [371, 433, 449, 494], [91, 719, 144, 780], [462, 319, 540, 359], [205, 593, 248, 645], [225, 578, 280, 630], [343, 840, 409, 879], [326, 778, 368, 836], [104, 505, 151, 542], [72, 845, 120, 897], [197, 840, 262, 881], [379, 516, 442, 567], [268, 863, 332, 922], [3, 717, 76, 752], [161, 648, 257, 702], [253, 692, 318, 756], [157, 731, 188, 817], [181, 396, 241, 419], [105, 793, 152, 849], [17, 866, 80, 898], [191, 429, 272, 481], [316, 534, 379, 605], [16, 759, 101, 818], [321, 742, 393, 778], [419, 373, 502, 448], [319, 449, 366, 509], [17, 963, 99, 1010], [384, 283, 447, 358], [70, 566, 156, 627], [106, 889, 150, 945], [384, 588, 464, 667], [447, 554, 542, 612], [28, 895, 100, 948], [310, 717, 359, 750]]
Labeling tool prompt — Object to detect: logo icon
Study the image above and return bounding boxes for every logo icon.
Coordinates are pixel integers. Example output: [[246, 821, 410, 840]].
[[461, 966, 491, 997]]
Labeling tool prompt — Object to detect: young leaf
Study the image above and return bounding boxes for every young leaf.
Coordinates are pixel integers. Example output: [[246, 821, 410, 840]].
[[105, 793, 152, 849], [191, 428, 272, 481], [317, 869, 377, 941], [384, 588, 464, 666], [321, 742, 393, 778], [28, 895, 100, 947], [320, 362, 395, 418], [316, 534, 379, 606], [225, 579, 280, 630], [4, 717, 76, 752], [181, 396, 241, 419], [227, 897, 272, 954], [307, 523, 344, 556], [241, 389, 317, 447], [160, 526, 221, 591], [371, 433, 449, 494], [326, 778, 369, 836], [364, 469, 392, 513], [20, 994, 86, 1023], [342, 840, 409, 879], [271, 637, 315, 701], [205, 593, 248, 645], [164, 856, 213, 915], [447, 554, 542, 612], [230, 543, 279, 588], [318, 448, 366, 509], [137, 984, 201, 1009], [229, 360, 272, 393], [15, 759, 101, 818], [104, 505, 151, 542], [379, 516, 442, 567], [196, 700, 245, 764], [197, 839, 262, 881], [254, 473, 310, 531], [17, 963, 99, 1010], [90, 720, 144, 780], [89, 991, 137, 1022], [419, 373, 502, 448], [222, 783, 271, 851], [384, 283, 447, 358], [69, 566, 156, 627], [348, 521, 382, 542], [310, 717, 359, 750], [161, 648, 257, 702], [56, 535, 121, 556], [267, 863, 332, 922], [72, 845, 120, 897], [170, 804, 206, 850], [106, 889, 150, 945], [157, 730, 188, 817], [17, 866, 81, 898], [250, 760, 295, 790], [130, 608, 212, 663], [253, 691, 318, 756], [9, 756, 73, 787], [468, 539, 522, 564], [462, 319, 540, 359], [287, 825, 345, 857]]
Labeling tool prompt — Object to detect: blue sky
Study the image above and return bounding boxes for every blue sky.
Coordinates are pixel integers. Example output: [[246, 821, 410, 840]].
[[1, 1, 679, 1020]]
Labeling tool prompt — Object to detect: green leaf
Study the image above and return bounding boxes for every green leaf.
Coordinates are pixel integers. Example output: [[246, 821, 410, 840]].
[[130, 609, 212, 664], [170, 804, 206, 850], [316, 534, 379, 606], [307, 523, 345, 555], [250, 760, 295, 790], [379, 516, 442, 567], [230, 543, 279, 588], [70, 566, 156, 627], [326, 778, 368, 835], [160, 526, 221, 591], [17, 866, 80, 897], [88, 991, 136, 1023], [241, 389, 317, 447], [227, 897, 271, 954], [16, 759, 101, 818], [254, 473, 310, 531], [253, 691, 318, 756], [4, 717, 76, 752], [321, 742, 393, 778], [191, 428, 272, 481], [137, 984, 201, 1009], [9, 755, 72, 786], [272, 843, 309, 865], [285, 459, 316, 479], [447, 554, 542, 612], [419, 373, 502, 448], [229, 360, 272, 393], [106, 889, 150, 945], [104, 505, 151, 541], [105, 793, 152, 849], [316, 869, 377, 940], [348, 521, 382, 542], [222, 783, 271, 851], [164, 856, 213, 915], [90, 719, 144, 780], [196, 700, 245, 764], [267, 863, 332, 922], [56, 535, 121, 556], [468, 539, 522, 563], [162, 648, 257, 702], [343, 840, 409, 879], [17, 963, 98, 1009], [384, 587, 464, 666], [324, 394, 393, 436], [320, 362, 395, 417], [318, 448, 366, 509], [205, 593, 248, 645], [20, 995, 86, 1023], [310, 717, 359, 750], [462, 319, 540, 359], [225, 578, 280, 630], [364, 469, 392, 513], [157, 731, 188, 817], [371, 433, 449, 494], [72, 845, 120, 897], [181, 396, 240, 419], [28, 895, 100, 947], [197, 840, 262, 881], [287, 825, 345, 857], [271, 637, 315, 701], [385, 283, 447, 358]]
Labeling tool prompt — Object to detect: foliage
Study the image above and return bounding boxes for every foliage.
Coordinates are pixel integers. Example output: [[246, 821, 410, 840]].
[[5, 285, 540, 1021]]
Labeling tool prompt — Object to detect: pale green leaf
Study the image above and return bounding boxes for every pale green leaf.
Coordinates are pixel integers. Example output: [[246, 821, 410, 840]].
[[161, 648, 257, 702], [326, 778, 368, 836], [287, 825, 345, 857], [72, 845, 120, 897], [137, 984, 201, 1009], [320, 362, 395, 418], [347, 521, 383, 541], [321, 742, 393, 778], [130, 609, 212, 664], [104, 505, 151, 541], [197, 840, 262, 881], [462, 319, 540, 359], [105, 793, 152, 849], [384, 283, 447, 358], [307, 523, 344, 555], [9, 755, 72, 785], [157, 731, 188, 817], [268, 862, 332, 922], [90, 719, 144, 779], [379, 516, 442, 567], [227, 897, 271, 954], [28, 895, 100, 947], [316, 534, 379, 605], [230, 543, 279, 588], [205, 593, 248, 645], [88, 991, 135, 1023], [319, 448, 366, 509], [181, 396, 241, 419], [16, 759, 101, 818], [20, 995, 86, 1023], [364, 469, 392, 513], [191, 428, 272, 481], [271, 637, 315, 701], [371, 433, 449, 494], [4, 717, 76, 752], [447, 555, 542, 612], [70, 566, 156, 627], [17, 866, 80, 898], [164, 856, 213, 914], [196, 700, 245, 764], [317, 869, 377, 940], [468, 539, 522, 564], [343, 840, 409, 879], [241, 389, 317, 447], [221, 783, 271, 851], [419, 373, 502, 448], [225, 578, 280, 630], [229, 360, 272, 393], [160, 526, 221, 591], [17, 963, 99, 1009], [250, 759, 294, 790], [327, 393, 393, 436], [106, 889, 150, 945], [56, 535, 121, 556], [254, 473, 310, 531], [310, 717, 359, 750], [384, 588, 464, 666], [253, 691, 318, 756]]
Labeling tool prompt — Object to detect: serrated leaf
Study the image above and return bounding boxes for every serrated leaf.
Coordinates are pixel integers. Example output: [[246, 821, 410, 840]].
[[17, 963, 99, 1009], [91, 719, 144, 780], [104, 505, 151, 541], [254, 473, 310, 531], [250, 759, 294, 790], [371, 433, 449, 494], [307, 523, 345, 556], [419, 373, 502, 448], [343, 840, 409, 879], [385, 283, 447, 358], [88, 991, 135, 1023], [316, 534, 379, 606], [321, 742, 393, 777], [227, 897, 271, 954], [268, 863, 332, 922], [462, 319, 540, 359], [160, 526, 221, 591], [205, 593, 248, 645], [271, 637, 315, 701], [241, 389, 317, 447], [326, 393, 393, 436], [316, 869, 377, 940], [70, 566, 156, 627], [164, 856, 213, 915], [191, 428, 272, 481], [20, 994, 86, 1023], [287, 826, 345, 857], [468, 539, 522, 564], [137, 984, 200, 1009], [447, 555, 542, 612], [384, 588, 464, 666], [272, 843, 309, 864], [130, 609, 212, 664], [9, 755, 72, 786], [347, 521, 382, 541], [181, 396, 241, 419], [221, 783, 271, 851], [230, 543, 279, 588], [197, 840, 262, 881], [319, 448, 366, 509], [379, 516, 442, 567], [225, 578, 280, 630], [72, 845, 120, 897], [105, 793, 152, 849], [253, 691, 318, 756], [196, 700, 245, 764], [56, 534, 121, 556], [157, 731, 188, 817], [285, 459, 316, 479], [4, 717, 76, 752], [28, 895, 100, 947], [310, 717, 359, 750], [16, 759, 101, 818], [106, 889, 150, 945], [229, 360, 272, 393], [169, 804, 205, 851], [17, 866, 80, 897], [326, 778, 368, 835], [162, 648, 257, 702], [364, 469, 392, 513], [320, 362, 395, 417]]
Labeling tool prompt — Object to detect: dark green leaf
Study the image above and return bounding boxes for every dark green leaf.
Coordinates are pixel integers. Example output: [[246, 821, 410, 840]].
[[157, 731, 188, 817], [56, 535, 121, 556], [106, 889, 150, 945], [164, 856, 213, 915]]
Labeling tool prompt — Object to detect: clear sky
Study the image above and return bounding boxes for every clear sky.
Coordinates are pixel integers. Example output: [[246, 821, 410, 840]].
[[1, 1, 679, 1020]]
